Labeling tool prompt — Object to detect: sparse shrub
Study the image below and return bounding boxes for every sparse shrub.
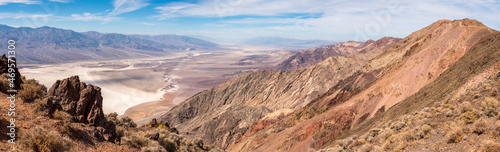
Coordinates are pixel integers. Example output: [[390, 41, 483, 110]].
[[122, 131, 151, 149], [159, 136, 177, 152], [337, 139, 353, 149], [483, 140, 500, 152], [106, 112, 137, 128], [20, 127, 72, 152], [349, 139, 366, 148], [141, 141, 166, 152], [443, 108, 453, 117], [456, 111, 479, 124], [473, 118, 489, 134], [481, 97, 499, 117], [460, 101, 474, 113], [446, 125, 463, 143], [0, 73, 10, 93], [54, 110, 73, 122], [418, 124, 434, 139], [382, 135, 407, 151], [18, 79, 47, 103], [53, 110, 73, 135], [492, 122, 500, 138], [116, 126, 127, 141], [390, 121, 405, 131], [357, 143, 373, 152]]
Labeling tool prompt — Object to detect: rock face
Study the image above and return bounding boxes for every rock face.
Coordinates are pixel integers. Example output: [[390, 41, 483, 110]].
[[0, 54, 22, 92], [159, 37, 400, 149], [44, 76, 116, 141]]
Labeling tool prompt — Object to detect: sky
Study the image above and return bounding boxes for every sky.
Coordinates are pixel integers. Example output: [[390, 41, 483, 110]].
[[0, 0, 499, 43]]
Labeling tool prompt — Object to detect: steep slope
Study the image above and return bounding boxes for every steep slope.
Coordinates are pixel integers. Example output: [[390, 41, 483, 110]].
[[230, 19, 499, 151], [276, 37, 401, 71], [158, 37, 399, 149], [321, 31, 500, 151]]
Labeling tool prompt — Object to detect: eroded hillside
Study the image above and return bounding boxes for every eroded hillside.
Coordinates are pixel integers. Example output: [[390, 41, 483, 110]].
[[158, 37, 401, 149], [230, 19, 499, 151]]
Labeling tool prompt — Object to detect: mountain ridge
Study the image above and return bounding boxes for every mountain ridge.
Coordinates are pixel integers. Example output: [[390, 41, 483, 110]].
[[0, 24, 219, 64]]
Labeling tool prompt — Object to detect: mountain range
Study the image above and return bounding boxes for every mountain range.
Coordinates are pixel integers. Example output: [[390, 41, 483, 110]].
[[0, 25, 219, 64], [245, 37, 336, 49]]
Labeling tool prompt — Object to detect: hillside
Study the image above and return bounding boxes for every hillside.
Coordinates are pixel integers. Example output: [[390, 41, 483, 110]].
[[0, 25, 219, 64], [157, 37, 400, 149], [230, 19, 499, 151]]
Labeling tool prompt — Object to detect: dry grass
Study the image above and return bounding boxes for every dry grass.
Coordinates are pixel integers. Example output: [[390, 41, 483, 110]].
[[456, 111, 479, 124], [54, 110, 73, 135], [18, 79, 46, 103], [446, 125, 463, 143], [106, 112, 137, 128], [481, 97, 499, 117], [121, 131, 151, 149], [20, 127, 73, 152], [473, 118, 489, 135]]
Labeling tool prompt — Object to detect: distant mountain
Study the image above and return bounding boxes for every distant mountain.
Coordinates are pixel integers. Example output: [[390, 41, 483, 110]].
[[245, 37, 336, 49], [0, 25, 219, 64], [132, 34, 219, 50], [275, 37, 401, 71]]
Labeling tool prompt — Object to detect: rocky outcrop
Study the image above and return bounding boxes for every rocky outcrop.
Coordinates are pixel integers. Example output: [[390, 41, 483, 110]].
[[44, 76, 116, 141], [0, 54, 22, 92]]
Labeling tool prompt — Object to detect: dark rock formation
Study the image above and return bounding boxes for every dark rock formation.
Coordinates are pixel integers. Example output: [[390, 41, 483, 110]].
[[0, 54, 22, 92], [44, 76, 116, 141]]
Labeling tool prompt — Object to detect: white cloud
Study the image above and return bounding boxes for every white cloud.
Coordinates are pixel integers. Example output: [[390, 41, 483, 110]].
[[110, 0, 150, 15], [0, 0, 39, 5], [49, 0, 71, 3], [70, 13, 120, 22], [151, 0, 500, 41]]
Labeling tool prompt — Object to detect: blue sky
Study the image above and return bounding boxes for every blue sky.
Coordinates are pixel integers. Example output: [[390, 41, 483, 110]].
[[0, 0, 499, 43]]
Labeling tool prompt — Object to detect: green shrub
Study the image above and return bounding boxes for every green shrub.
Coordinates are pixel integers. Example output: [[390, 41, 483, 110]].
[[20, 127, 72, 152]]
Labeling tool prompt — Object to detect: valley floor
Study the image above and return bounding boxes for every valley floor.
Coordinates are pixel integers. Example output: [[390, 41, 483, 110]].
[[19, 45, 283, 125]]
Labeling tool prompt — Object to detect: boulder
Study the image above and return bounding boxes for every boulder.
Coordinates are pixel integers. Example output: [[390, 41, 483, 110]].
[[44, 76, 116, 141]]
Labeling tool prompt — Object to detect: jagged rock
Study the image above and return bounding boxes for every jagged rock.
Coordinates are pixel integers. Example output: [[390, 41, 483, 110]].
[[150, 118, 159, 128], [44, 76, 116, 141], [0, 54, 22, 93]]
